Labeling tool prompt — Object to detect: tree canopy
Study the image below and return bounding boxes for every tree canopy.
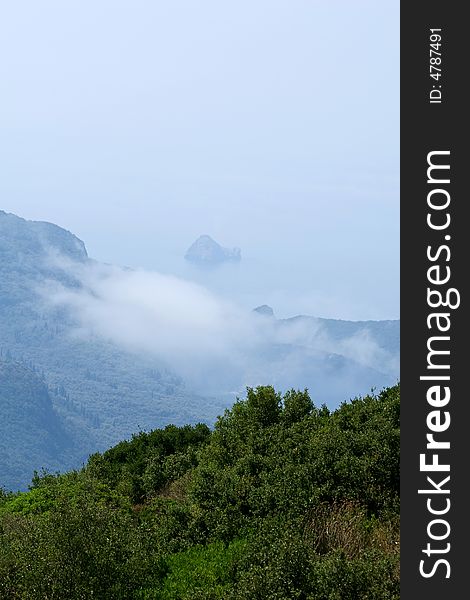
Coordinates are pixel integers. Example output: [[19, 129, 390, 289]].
[[0, 384, 400, 599]]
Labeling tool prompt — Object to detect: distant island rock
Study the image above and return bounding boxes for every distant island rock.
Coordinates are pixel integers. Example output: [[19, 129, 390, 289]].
[[253, 305, 275, 318], [184, 235, 241, 265]]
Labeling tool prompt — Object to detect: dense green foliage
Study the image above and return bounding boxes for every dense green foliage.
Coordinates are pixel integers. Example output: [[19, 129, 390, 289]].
[[0, 385, 400, 599]]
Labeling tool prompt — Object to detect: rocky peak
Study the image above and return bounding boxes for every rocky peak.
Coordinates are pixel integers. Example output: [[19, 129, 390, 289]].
[[0, 210, 88, 263], [253, 305, 275, 318], [184, 235, 241, 265]]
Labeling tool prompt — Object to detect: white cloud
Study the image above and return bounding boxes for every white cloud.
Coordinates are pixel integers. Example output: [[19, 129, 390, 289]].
[[40, 254, 399, 403]]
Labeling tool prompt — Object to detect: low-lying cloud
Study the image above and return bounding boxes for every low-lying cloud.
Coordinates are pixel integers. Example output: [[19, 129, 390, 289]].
[[40, 254, 399, 404]]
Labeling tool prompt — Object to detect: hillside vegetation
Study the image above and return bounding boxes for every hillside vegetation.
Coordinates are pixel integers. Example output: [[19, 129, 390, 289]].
[[0, 384, 400, 599], [0, 358, 88, 492]]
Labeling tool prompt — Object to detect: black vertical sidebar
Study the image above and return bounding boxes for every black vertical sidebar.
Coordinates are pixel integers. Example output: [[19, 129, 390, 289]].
[[401, 3, 468, 598]]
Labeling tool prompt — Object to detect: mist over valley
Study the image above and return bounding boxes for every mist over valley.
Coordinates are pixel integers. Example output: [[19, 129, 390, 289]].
[[0, 210, 399, 490]]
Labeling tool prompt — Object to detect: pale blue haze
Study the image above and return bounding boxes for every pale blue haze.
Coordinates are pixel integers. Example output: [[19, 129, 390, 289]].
[[0, 0, 399, 319]]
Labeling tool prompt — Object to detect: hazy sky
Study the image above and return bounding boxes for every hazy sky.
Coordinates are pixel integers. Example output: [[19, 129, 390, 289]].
[[0, 0, 399, 320]]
